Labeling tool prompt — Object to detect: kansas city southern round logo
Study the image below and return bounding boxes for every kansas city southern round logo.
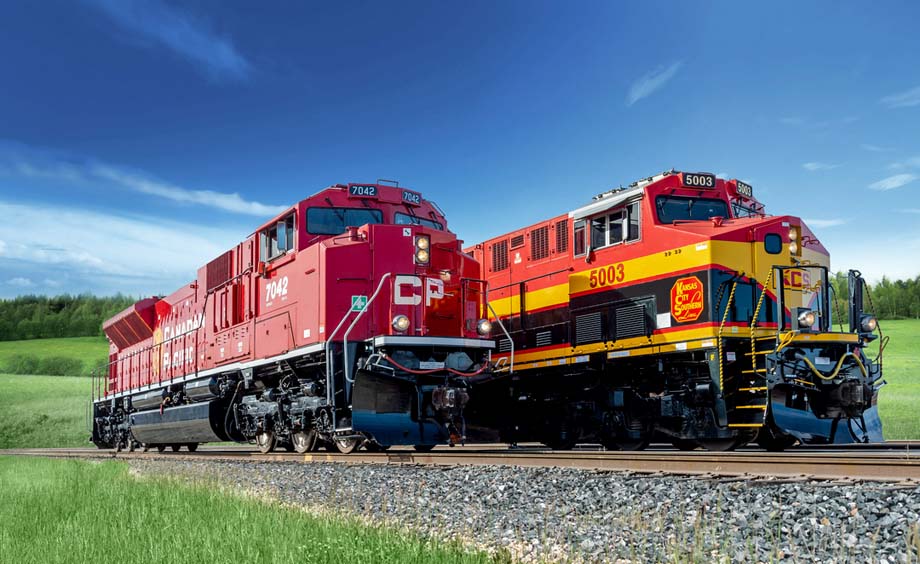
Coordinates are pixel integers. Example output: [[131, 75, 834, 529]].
[[670, 276, 705, 323]]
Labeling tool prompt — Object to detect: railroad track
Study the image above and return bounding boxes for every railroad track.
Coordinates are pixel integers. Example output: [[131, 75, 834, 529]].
[[6, 443, 920, 483]]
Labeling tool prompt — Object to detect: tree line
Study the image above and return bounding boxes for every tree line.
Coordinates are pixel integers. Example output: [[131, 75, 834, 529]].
[[829, 272, 920, 323], [0, 294, 136, 342]]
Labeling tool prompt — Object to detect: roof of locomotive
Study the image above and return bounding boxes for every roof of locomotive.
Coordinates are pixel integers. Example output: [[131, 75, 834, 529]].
[[472, 170, 767, 248], [252, 182, 451, 236]]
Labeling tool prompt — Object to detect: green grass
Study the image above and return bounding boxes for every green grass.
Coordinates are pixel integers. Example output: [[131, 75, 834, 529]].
[[0, 336, 108, 376], [867, 319, 920, 440], [0, 336, 108, 368], [0, 456, 498, 564], [0, 374, 91, 449]]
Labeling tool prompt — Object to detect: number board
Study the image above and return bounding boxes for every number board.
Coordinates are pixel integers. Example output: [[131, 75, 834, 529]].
[[402, 190, 422, 205], [348, 184, 378, 198], [736, 180, 753, 198], [681, 172, 716, 189]]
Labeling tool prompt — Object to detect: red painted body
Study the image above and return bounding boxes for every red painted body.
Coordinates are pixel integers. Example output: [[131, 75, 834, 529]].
[[101, 184, 484, 398]]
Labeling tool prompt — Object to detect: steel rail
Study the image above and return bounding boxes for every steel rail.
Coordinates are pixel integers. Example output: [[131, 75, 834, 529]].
[[5, 445, 920, 483]]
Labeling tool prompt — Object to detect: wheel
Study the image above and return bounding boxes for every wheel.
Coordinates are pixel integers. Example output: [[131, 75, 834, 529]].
[[186, 443, 199, 453], [331, 436, 360, 454], [699, 439, 740, 452], [127, 440, 136, 453], [602, 437, 650, 451], [256, 431, 276, 454], [156, 445, 166, 453], [756, 426, 798, 452], [170, 444, 181, 452], [671, 438, 700, 451], [413, 444, 436, 452], [292, 430, 318, 454], [142, 444, 150, 453], [364, 441, 390, 452]]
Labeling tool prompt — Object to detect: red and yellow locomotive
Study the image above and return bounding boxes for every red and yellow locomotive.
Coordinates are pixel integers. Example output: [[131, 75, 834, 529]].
[[93, 182, 494, 452], [467, 170, 883, 451]]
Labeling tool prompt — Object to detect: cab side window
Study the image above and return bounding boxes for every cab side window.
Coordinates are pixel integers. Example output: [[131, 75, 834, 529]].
[[581, 200, 641, 252], [261, 213, 295, 261]]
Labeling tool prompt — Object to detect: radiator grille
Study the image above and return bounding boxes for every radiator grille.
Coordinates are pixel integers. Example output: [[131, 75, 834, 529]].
[[531, 226, 549, 260], [206, 251, 233, 292], [499, 338, 513, 352], [575, 311, 604, 345], [615, 303, 647, 339], [555, 219, 568, 253], [491, 240, 509, 272], [535, 330, 552, 347], [510, 234, 525, 249]]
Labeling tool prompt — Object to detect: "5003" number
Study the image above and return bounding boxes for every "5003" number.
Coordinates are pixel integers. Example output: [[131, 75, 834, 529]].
[[588, 264, 625, 288]]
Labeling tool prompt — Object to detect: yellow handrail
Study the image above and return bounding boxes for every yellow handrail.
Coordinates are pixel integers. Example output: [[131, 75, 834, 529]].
[[717, 281, 738, 396]]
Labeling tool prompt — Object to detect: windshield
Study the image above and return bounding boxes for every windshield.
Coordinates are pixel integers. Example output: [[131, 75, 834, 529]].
[[306, 207, 383, 235], [655, 196, 729, 224], [394, 212, 443, 230]]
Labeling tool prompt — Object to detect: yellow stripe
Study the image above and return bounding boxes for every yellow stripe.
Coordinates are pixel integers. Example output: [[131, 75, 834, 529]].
[[728, 423, 764, 428], [735, 404, 768, 409]]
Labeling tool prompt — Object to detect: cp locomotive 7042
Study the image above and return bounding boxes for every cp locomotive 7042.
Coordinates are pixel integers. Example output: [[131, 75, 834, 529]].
[[93, 182, 494, 453], [467, 170, 883, 451]]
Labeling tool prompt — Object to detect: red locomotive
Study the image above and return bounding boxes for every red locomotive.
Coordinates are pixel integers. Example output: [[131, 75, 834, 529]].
[[93, 182, 495, 453], [466, 170, 883, 451]]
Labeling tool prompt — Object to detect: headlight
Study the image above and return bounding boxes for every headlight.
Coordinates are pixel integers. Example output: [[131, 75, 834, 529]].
[[392, 315, 410, 332], [859, 314, 878, 333], [476, 318, 492, 335], [415, 236, 430, 250], [788, 228, 798, 241], [788, 242, 798, 255], [415, 249, 430, 264], [797, 309, 816, 328]]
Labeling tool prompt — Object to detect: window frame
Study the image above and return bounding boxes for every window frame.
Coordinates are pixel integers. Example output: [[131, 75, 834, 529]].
[[305, 207, 384, 236], [394, 212, 444, 231], [578, 199, 642, 254], [261, 212, 296, 263]]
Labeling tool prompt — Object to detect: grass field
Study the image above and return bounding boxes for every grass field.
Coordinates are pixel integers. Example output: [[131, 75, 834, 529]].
[[0, 456, 497, 564], [0, 374, 91, 449], [867, 319, 920, 440], [0, 336, 108, 369]]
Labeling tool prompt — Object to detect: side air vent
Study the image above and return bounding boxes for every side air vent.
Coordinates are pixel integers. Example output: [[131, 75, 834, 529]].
[[531, 226, 549, 260], [206, 251, 234, 292], [491, 240, 509, 272], [535, 331, 552, 347], [499, 338, 513, 353], [510, 234, 525, 249], [555, 219, 568, 253], [575, 311, 604, 345], [615, 303, 649, 339]]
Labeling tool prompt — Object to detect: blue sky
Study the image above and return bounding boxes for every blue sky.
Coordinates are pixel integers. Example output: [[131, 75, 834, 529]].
[[1, 1, 919, 298]]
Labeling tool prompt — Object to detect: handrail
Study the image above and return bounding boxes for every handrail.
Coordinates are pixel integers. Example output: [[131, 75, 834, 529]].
[[342, 273, 393, 384], [487, 301, 514, 373]]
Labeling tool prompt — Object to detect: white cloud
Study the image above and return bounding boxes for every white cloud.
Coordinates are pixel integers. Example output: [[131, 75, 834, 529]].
[[860, 144, 893, 152], [802, 218, 847, 228], [626, 61, 683, 106], [84, 0, 251, 81], [0, 143, 286, 217], [0, 200, 242, 287], [802, 162, 839, 172], [887, 156, 920, 171], [880, 86, 920, 109], [92, 165, 287, 216], [6, 277, 33, 287], [868, 173, 918, 191]]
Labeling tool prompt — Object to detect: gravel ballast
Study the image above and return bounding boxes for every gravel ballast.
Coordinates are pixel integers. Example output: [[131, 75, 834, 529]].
[[128, 458, 920, 563]]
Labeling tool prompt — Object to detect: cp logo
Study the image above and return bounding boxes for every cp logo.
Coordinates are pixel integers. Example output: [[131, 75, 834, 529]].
[[394, 275, 444, 306]]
